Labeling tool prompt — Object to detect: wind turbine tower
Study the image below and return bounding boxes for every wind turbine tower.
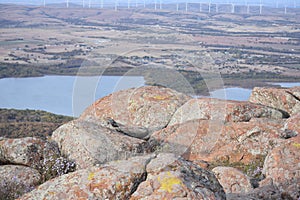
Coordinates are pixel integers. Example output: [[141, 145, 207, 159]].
[[185, 1, 188, 12], [259, 0, 263, 15], [115, 0, 118, 10], [285, 5, 287, 14], [260, 5, 262, 14], [66, 0, 69, 8]]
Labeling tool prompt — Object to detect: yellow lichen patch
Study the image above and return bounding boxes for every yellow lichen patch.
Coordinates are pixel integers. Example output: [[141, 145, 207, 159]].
[[158, 172, 183, 193], [47, 191, 55, 196], [292, 142, 300, 148], [88, 172, 95, 180], [152, 95, 170, 100]]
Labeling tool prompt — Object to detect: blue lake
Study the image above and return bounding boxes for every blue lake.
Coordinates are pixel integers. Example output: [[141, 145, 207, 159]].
[[209, 82, 300, 101], [0, 76, 145, 117], [209, 87, 253, 101], [0, 76, 299, 117]]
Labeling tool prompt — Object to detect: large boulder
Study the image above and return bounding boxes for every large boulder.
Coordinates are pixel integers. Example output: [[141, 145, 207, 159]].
[[19, 154, 153, 200], [0, 137, 47, 167], [225, 183, 283, 200], [19, 153, 226, 200], [283, 113, 300, 135], [249, 86, 300, 116], [0, 165, 41, 199], [262, 134, 300, 199], [80, 86, 191, 139], [212, 166, 253, 196], [169, 98, 288, 126], [150, 118, 286, 165], [131, 153, 226, 199], [52, 119, 149, 169], [0, 137, 72, 180]]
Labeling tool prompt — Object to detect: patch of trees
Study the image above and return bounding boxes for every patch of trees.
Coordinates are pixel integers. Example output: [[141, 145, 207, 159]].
[[0, 108, 73, 140]]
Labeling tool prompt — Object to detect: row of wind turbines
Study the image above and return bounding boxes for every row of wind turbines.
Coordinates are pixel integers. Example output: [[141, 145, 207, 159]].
[[14, 0, 299, 14]]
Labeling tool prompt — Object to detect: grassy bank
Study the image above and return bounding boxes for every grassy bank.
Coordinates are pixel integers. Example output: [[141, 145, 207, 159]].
[[0, 109, 74, 140]]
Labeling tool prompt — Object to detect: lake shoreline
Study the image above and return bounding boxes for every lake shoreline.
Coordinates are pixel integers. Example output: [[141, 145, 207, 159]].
[[1, 70, 298, 91]]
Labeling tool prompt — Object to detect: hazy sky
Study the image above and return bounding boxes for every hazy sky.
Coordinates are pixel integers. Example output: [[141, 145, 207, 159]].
[[0, 0, 297, 7]]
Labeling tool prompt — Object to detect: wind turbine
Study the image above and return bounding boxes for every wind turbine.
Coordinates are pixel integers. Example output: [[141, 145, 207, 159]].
[[185, 1, 188, 12], [89, 0, 91, 8], [83, 0, 85, 8], [176, 0, 179, 11], [115, 0, 118, 10], [284, 5, 287, 14], [155, 0, 157, 10], [43, 0, 45, 7], [259, 0, 262, 15], [66, 0, 69, 8], [199, 1, 202, 12], [160, 0, 162, 9]]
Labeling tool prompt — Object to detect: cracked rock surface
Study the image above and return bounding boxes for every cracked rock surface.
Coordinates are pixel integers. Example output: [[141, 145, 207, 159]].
[[1, 86, 299, 199], [80, 86, 191, 139], [19, 153, 226, 200], [52, 119, 148, 169], [249, 86, 300, 115]]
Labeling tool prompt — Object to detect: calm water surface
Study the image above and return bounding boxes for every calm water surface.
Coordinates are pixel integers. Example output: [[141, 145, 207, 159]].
[[0, 76, 145, 117], [209, 87, 252, 101], [210, 82, 300, 101], [0, 76, 299, 117]]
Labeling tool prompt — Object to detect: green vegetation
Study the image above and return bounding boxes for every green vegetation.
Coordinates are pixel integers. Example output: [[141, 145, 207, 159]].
[[209, 154, 266, 188], [0, 108, 74, 140]]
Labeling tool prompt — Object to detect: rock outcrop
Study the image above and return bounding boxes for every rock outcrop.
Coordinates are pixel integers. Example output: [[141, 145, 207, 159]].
[[0, 137, 60, 170], [262, 134, 300, 199], [0, 165, 41, 199], [0, 85, 298, 199], [283, 113, 300, 135], [52, 119, 148, 169], [150, 118, 286, 165], [0, 137, 75, 198], [19, 154, 153, 200], [80, 86, 191, 139], [212, 166, 253, 196], [19, 153, 226, 200], [131, 153, 226, 199], [169, 98, 288, 126], [249, 86, 300, 115]]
